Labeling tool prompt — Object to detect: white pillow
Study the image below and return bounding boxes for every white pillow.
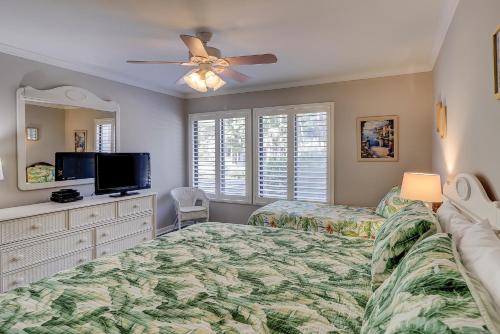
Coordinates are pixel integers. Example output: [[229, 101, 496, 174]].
[[436, 201, 473, 238], [460, 220, 500, 309]]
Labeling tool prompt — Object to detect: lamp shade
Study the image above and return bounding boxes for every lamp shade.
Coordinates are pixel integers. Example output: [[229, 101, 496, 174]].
[[400, 172, 442, 203]]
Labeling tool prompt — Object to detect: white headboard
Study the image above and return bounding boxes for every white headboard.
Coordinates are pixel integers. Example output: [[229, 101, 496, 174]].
[[443, 173, 500, 229]]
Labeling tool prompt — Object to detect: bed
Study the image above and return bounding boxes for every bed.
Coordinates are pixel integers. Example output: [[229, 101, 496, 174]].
[[248, 200, 385, 239], [0, 223, 374, 333]]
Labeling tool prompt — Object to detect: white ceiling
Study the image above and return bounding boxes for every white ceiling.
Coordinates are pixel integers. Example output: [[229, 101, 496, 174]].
[[0, 0, 458, 98]]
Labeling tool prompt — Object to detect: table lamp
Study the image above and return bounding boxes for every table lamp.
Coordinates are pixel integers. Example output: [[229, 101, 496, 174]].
[[400, 172, 442, 211]]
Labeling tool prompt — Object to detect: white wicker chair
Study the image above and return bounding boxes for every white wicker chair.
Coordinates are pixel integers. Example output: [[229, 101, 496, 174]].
[[171, 187, 210, 230]]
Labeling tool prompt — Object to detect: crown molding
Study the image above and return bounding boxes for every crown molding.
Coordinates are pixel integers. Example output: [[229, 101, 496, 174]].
[[185, 66, 433, 99], [0, 42, 184, 98], [429, 0, 459, 68]]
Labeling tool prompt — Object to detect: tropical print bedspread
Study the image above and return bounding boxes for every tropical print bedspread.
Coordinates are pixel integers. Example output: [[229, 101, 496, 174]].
[[0, 223, 374, 334], [248, 200, 385, 239]]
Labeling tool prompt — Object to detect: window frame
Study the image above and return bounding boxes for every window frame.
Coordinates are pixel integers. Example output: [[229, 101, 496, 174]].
[[188, 109, 252, 204], [252, 102, 334, 205]]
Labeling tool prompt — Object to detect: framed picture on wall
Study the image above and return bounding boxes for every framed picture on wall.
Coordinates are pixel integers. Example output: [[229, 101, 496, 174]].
[[357, 115, 399, 162], [74, 130, 87, 152], [494, 26, 500, 99]]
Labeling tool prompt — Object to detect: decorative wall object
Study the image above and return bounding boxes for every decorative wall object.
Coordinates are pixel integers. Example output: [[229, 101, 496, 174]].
[[357, 115, 399, 162], [494, 26, 500, 99], [73, 130, 87, 152], [26, 127, 39, 141], [436, 102, 447, 138]]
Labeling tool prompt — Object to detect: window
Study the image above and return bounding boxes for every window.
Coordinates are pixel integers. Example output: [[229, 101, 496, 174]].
[[189, 110, 251, 203], [253, 103, 332, 204], [95, 118, 115, 153]]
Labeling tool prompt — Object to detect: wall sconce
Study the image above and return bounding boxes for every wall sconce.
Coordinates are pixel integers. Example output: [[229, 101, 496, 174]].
[[26, 127, 39, 141], [436, 102, 447, 139], [0, 159, 4, 181]]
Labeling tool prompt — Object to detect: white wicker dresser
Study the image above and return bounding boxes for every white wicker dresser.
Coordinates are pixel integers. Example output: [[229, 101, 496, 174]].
[[0, 192, 156, 292]]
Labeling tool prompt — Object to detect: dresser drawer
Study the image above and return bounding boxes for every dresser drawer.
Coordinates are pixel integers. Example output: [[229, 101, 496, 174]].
[[1, 230, 93, 273], [2, 249, 93, 291], [96, 215, 153, 245], [118, 196, 153, 217], [1, 212, 66, 244], [69, 203, 116, 228], [96, 231, 152, 258]]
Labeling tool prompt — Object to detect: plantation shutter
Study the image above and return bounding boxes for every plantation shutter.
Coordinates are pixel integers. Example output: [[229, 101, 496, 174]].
[[256, 114, 288, 200], [254, 103, 332, 204], [294, 112, 328, 202], [95, 119, 115, 153], [189, 110, 251, 202], [220, 116, 247, 197], [192, 119, 216, 195]]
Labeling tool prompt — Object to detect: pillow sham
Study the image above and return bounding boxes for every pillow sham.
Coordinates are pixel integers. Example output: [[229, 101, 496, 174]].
[[362, 233, 500, 334], [437, 200, 474, 241], [375, 185, 417, 218], [460, 220, 500, 310], [371, 202, 439, 289]]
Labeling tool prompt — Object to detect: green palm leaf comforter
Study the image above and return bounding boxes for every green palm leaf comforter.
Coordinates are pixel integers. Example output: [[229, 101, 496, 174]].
[[248, 200, 385, 239], [0, 223, 374, 334]]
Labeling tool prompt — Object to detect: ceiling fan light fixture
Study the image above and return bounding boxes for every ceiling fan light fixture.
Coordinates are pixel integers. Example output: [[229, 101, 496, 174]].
[[205, 71, 226, 91], [183, 70, 207, 92]]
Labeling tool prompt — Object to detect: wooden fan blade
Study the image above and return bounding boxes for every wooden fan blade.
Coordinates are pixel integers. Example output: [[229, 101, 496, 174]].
[[224, 54, 277, 65], [127, 60, 196, 66], [180, 35, 209, 58], [219, 68, 250, 83]]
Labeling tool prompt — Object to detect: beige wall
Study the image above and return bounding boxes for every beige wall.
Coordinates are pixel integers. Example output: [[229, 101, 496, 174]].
[[433, 0, 500, 199], [25, 105, 66, 166], [186, 72, 434, 224], [0, 52, 186, 230]]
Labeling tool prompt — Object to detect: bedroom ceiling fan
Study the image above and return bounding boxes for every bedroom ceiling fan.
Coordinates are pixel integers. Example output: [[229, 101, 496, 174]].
[[127, 32, 277, 93]]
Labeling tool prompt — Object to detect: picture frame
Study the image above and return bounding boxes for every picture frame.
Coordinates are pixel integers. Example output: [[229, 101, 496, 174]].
[[73, 130, 87, 152], [357, 115, 399, 162], [494, 26, 500, 99]]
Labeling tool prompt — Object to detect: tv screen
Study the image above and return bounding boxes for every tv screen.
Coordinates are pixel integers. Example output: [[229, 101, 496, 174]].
[[95, 153, 151, 196], [55, 152, 95, 181]]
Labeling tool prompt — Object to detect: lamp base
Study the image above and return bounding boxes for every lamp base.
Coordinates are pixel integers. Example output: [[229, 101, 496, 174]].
[[432, 202, 442, 212]]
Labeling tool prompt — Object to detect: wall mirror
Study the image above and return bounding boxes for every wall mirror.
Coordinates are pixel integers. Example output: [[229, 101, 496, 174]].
[[17, 86, 120, 191]]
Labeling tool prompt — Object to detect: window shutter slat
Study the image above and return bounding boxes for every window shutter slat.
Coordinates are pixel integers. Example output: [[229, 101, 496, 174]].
[[257, 114, 288, 199], [192, 119, 216, 195], [220, 117, 247, 197], [294, 112, 328, 202]]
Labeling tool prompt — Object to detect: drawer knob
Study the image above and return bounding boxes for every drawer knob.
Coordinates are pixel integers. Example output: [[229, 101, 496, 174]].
[[101, 250, 109, 255], [77, 258, 86, 264], [79, 238, 88, 243], [90, 212, 99, 218], [11, 255, 24, 262], [142, 221, 149, 226], [143, 237, 148, 241], [31, 223, 42, 230], [101, 231, 110, 237], [133, 204, 140, 209]]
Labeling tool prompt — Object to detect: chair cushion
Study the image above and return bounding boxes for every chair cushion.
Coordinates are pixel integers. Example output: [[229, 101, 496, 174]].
[[375, 185, 418, 218], [371, 202, 439, 290], [180, 206, 207, 213]]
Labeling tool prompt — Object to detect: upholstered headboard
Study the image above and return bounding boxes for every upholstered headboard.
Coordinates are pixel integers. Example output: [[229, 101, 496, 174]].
[[443, 173, 500, 230]]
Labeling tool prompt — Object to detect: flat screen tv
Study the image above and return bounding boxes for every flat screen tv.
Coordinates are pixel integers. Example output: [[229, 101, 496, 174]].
[[95, 153, 151, 197], [55, 152, 95, 181]]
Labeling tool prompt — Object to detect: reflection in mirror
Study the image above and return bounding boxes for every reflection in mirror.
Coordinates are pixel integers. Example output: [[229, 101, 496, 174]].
[[25, 103, 116, 184]]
